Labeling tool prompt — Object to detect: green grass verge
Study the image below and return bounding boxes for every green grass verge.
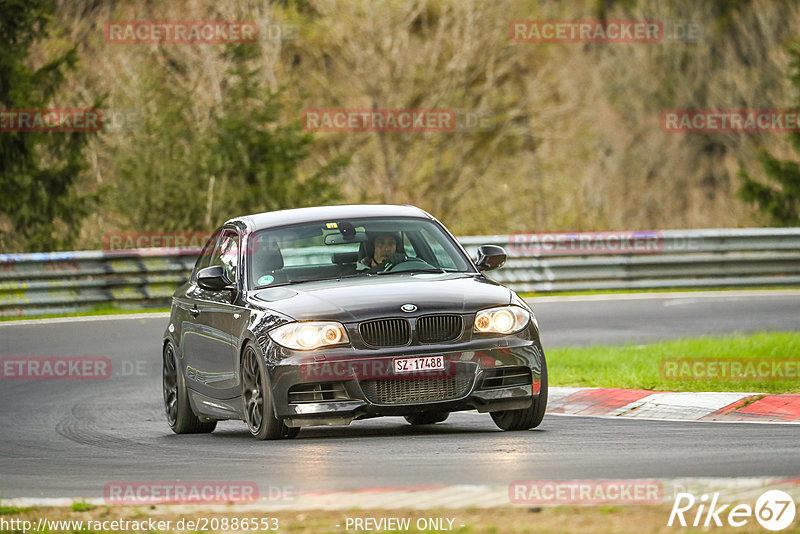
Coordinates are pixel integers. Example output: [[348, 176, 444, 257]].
[[548, 331, 800, 394], [70, 500, 94, 512], [0, 305, 170, 322], [521, 285, 800, 298]]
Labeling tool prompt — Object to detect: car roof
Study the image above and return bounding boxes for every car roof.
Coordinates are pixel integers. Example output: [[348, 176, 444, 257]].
[[226, 204, 435, 232]]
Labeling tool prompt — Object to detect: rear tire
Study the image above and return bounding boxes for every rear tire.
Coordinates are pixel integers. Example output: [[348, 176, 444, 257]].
[[163, 341, 217, 434], [490, 354, 548, 431], [241, 342, 296, 440], [404, 411, 449, 425]]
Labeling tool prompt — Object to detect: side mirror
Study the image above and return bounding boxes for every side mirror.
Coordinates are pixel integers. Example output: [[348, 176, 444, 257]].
[[475, 245, 507, 271], [197, 265, 234, 291]]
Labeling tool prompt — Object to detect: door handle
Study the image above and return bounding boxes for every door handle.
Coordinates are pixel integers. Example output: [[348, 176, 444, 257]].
[[190, 305, 200, 318]]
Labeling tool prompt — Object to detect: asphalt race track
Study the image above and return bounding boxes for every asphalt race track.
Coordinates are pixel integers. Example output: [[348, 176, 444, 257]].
[[533, 290, 800, 347], [1, 291, 798, 498]]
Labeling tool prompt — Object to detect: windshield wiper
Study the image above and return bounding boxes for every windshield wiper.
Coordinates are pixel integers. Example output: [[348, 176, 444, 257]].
[[257, 272, 371, 288], [376, 267, 448, 275]]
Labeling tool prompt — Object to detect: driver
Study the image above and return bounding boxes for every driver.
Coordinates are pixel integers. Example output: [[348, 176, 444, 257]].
[[357, 232, 407, 272]]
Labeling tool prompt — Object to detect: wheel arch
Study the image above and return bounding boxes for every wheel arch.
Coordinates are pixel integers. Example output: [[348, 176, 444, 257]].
[[239, 336, 281, 420]]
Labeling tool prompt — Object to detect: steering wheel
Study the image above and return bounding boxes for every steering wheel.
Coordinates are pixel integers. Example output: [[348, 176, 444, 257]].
[[385, 257, 436, 272]]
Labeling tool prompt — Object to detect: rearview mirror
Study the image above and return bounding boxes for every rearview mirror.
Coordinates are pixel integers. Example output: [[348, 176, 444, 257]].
[[475, 245, 507, 271], [324, 231, 367, 245], [197, 265, 234, 290]]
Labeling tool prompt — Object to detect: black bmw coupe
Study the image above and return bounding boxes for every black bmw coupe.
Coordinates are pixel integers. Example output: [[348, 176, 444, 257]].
[[162, 205, 547, 439]]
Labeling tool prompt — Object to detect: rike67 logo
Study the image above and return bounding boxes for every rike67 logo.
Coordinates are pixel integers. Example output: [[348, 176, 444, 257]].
[[668, 490, 796, 531]]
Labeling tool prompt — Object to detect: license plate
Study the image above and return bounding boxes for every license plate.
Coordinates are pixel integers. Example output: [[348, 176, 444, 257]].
[[394, 356, 445, 373]]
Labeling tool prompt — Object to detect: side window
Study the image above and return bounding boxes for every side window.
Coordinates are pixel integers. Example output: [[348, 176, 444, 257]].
[[192, 230, 221, 281], [209, 231, 239, 283]]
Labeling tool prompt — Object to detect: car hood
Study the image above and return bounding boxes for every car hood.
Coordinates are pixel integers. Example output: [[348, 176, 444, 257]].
[[249, 273, 512, 322]]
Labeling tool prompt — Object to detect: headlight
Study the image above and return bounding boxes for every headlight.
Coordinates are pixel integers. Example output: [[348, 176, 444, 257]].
[[473, 306, 529, 335], [268, 322, 349, 350]]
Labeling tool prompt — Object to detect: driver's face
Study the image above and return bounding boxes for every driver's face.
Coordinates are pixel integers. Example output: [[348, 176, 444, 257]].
[[373, 235, 396, 263]]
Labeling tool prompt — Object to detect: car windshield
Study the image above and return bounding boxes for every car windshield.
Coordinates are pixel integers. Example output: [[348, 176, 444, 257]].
[[248, 217, 474, 289]]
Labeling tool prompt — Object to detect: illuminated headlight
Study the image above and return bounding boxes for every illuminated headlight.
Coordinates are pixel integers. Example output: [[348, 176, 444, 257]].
[[473, 306, 530, 335], [268, 322, 349, 350]]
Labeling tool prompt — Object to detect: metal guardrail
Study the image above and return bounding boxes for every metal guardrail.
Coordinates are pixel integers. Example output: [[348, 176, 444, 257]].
[[461, 228, 800, 292], [1, 228, 799, 317], [0, 250, 196, 317]]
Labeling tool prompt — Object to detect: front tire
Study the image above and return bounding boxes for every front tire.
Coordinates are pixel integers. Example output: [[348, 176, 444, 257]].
[[404, 411, 449, 425], [163, 341, 217, 434], [241, 342, 296, 440], [491, 354, 548, 431]]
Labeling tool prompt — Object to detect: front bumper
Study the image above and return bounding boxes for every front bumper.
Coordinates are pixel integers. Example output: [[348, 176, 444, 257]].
[[266, 341, 545, 428]]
